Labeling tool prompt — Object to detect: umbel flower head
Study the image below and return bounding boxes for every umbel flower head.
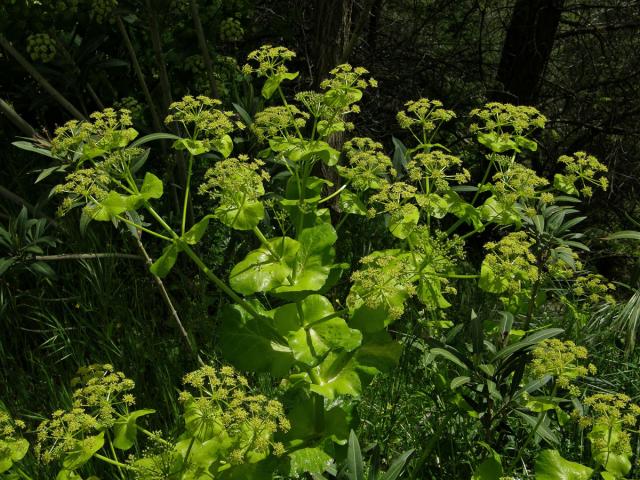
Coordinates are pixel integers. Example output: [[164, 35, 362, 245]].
[[530, 339, 596, 392], [338, 137, 396, 192], [242, 45, 296, 77], [470, 102, 547, 136], [397, 98, 456, 137], [164, 95, 240, 142], [319, 64, 377, 91], [492, 163, 550, 204], [408, 150, 470, 192], [577, 393, 640, 456], [482, 231, 538, 295], [35, 364, 136, 463], [179, 364, 289, 464], [51, 108, 137, 161], [199, 155, 270, 204], [0, 409, 28, 466], [557, 151, 608, 197], [573, 273, 616, 306], [251, 105, 309, 141]]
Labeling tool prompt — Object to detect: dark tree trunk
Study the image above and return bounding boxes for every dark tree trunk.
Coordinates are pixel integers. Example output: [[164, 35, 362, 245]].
[[310, 0, 354, 87], [495, 0, 565, 105]]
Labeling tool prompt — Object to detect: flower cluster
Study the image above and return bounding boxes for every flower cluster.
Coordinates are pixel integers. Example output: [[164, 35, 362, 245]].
[[114, 96, 144, 124], [199, 155, 269, 204], [492, 163, 551, 204], [573, 273, 616, 306], [219, 17, 244, 42], [337, 137, 395, 192], [348, 253, 416, 320], [51, 108, 136, 160], [557, 151, 608, 197], [369, 182, 416, 214], [578, 393, 640, 456], [530, 339, 596, 392], [179, 365, 289, 463], [319, 64, 377, 91], [26, 33, 56, 63], [408, 151, 470, 192], [242, 45, 296, 77], [252, 105, 308, 141], [35, 364, 135, 463], [0, 409, 27, 465], [396, 98, 456, 136], [483, 231, 538, 294], [53, 167, 111, 217], [164, 95, 239, 141], [470, 103, 547, 135]]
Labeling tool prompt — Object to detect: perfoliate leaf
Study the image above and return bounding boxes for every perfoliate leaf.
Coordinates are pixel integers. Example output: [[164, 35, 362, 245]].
[[535, 450, 593, 480], [273, 295, 362, 365], [150, 242, 180, 278], [113, 409, 156, 450], [216, 199, 265, 231], [218, 303, 294, 377], [515, 135, 538, 151], [183, 216, 212, 244], [140, 172, 163, 200], [588, 424, 632, 476], [339, 189, 368, 216], [172, 138, 209, 155], [62, 433, 105, 470], [554, 174, 579, 196], [288, 448, 333, 476], [478, 263, 509, 294], [214, 134, 234, 158], [85, 191, 128, 221], [261, 71, 299, 99], [388, 204, 419, 239], [229, 237, 300, 295], [477, 132, 518, 153]]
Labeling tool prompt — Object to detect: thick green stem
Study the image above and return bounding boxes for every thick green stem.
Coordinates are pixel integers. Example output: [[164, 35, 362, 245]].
[[182, 155, 194, 235], [94, 453, 132, 470], [180, 243, 262, 320], [116, 215, 173, 242]]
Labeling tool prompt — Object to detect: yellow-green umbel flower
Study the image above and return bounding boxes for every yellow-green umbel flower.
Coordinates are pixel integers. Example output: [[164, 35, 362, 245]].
[[397, 98, 456, 139], [242, 45, 296, 77], [530, 339, 596, 390], [408, 150, 470, 192], [179, 364, 289, 464], [557, 151, 608, 197], [165, 95, 240, 144], [481, 231, 538, 295], [492, 163, 550, 204], [219, 17, 244, 42], [470, 102, 547, 136], [573, 273, 616, 306], [338, 137, 395, 192], [251, 105, 308, 141], [319, 64, 377, 91]]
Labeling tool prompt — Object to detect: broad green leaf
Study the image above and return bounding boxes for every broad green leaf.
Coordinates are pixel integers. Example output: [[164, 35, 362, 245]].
[[140, 172, 163, 200], [183, 216, 212, 244], [444, 191, 483, 229], [113, 409, 156, 450], [415, 193, 449, 219], [515, 135, 538, 151], [56, 470, 83, 480], [262, 71, 299, 99], [535, 450, 593, 480], [477, 132, 518, 153], [218, 303, 294, 377], [150, 242, 180, 278], [316, 119, 345, 137], [0, 438, 28, 473], [479, 196, 520, 227], [589, 424, 632, 476], [229, 237, 300, 295], [273, 295, 362, 365], [85, 191, 128, 221], [388, 204, 419, 239], [172, 138, 209, 155], [273, 224, 338, 297], [216, 198, 265, 231], [323, 87, 363, 108], [339, 189, 368, 216], [554, 174, 579, 196], [450, 376, 471, 389], [288, 448, 333, 476], [472, 456, 503, 480], [214, 134, 234, 158], [309, 351, 362, 400], [62, 432, 105, 470], [478, 263, 509, 294]]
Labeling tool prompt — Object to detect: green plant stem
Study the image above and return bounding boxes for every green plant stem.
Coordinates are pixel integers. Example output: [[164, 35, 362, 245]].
[[14, 467, 33, 480], [0, 34, 86, 121], [136, 425, 174, 446], [180, 242, 262, 320], [94, 453, 132, 470], [182, 155, 194, 235], [318, 183, 348, 204], [278, 86, 304, 139], [115, 215, 173, 242], [107, 431, 126, 480]]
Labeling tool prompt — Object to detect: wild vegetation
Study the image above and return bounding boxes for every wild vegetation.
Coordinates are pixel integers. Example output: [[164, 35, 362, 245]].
[[1, 1, 640, 479]]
